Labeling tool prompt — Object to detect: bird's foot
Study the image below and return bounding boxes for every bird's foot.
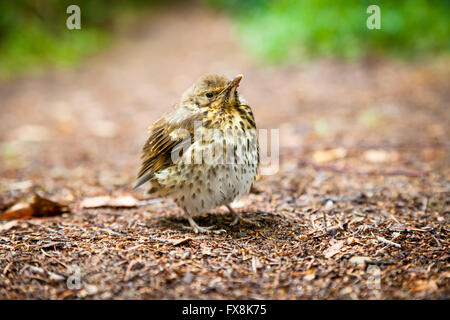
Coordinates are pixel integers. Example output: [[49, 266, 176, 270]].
[[230, 215, 260, 227], [227, 205, 260, 227], [184, 217, 226, 234]]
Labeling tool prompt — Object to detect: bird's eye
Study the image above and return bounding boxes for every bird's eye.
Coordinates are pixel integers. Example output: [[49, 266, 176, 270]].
[[205, 92, 213, 98]]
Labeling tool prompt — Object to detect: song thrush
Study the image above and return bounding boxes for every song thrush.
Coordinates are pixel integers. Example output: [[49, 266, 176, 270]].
[[134, 74, 259, 233]]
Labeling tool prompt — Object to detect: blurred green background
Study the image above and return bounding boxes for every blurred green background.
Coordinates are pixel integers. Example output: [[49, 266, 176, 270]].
[[0, 0, 448, 78], [0, 0, 157, 78], [210, 0, 449, 62]]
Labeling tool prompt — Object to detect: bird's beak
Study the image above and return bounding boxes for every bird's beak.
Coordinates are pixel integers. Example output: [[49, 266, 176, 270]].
[[221, 74, 243, 95]]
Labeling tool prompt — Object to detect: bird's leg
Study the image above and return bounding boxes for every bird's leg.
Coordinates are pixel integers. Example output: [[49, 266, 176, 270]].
[[226, 205, 260, 227], [183, 217, 226, 234], [227, 205, 240, 226]]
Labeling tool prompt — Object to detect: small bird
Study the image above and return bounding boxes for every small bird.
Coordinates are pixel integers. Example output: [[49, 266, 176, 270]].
[[134, 74, 259, 233]]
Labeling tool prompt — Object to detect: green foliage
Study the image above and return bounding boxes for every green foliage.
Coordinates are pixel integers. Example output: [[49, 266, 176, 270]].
[[1, 0, 448, 76], [207, 0, 450, 63], [0, 0, 158, 78]]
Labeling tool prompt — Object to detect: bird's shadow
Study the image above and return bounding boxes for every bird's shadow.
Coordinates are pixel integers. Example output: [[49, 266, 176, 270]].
[[151, 210, 280, 236]]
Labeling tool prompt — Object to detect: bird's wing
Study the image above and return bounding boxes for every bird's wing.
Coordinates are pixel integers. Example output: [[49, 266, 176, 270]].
[[134, 111, 196, 189]]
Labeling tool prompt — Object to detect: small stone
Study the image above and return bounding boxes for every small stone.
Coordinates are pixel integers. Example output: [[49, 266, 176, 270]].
[[182, 251, 191, 259], [182, 271, 194, 284]]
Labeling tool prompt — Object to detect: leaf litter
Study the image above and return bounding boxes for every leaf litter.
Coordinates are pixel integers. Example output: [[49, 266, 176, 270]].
[[0, 6, 448, 300]]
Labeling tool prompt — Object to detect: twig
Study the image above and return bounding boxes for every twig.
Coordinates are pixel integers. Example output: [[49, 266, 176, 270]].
[[366, 259, 397, 266], [322, 211, 328, 229], [389, 213, 400, 224], [423, 196, 430, 215], [126, 244, 143, 252], [40, 249, 70, 269], [251, 257, 257, 274], [3, 261, 13, 275], [98, 228, 121, 236], [431, 234, 442, 248], [388, 226, 429, 233], [123, 259, 146, 282], [376, 236, 401, 248], [311, 225, 342, 238]]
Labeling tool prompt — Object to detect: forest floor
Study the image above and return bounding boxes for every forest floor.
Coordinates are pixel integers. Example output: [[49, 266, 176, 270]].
[[0, 5, 448, 299]]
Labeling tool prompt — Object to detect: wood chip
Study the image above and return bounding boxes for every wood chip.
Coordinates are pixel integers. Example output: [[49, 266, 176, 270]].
[[171, 237, 193, 246], [313, 147, 347, 163], [80, 195, 139, 208], [0, 220, 19, 232], [324, 240, 345, 259]]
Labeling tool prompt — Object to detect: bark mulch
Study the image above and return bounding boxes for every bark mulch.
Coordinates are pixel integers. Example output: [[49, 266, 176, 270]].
[[0, 6, 448, 299]]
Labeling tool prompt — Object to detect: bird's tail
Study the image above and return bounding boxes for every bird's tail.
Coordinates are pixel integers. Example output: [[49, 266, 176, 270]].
[[132, 172, 154, 189]]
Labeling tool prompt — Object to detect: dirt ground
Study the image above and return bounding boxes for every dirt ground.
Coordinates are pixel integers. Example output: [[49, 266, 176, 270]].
[[0, 5, 449, 299]]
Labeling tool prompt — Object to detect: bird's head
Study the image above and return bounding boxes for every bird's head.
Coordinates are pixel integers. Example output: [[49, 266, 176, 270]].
[[180, 74, 243, 111]]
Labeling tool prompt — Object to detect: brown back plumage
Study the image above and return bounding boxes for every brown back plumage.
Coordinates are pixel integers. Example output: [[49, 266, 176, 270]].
[[134, 74, 232, 189]]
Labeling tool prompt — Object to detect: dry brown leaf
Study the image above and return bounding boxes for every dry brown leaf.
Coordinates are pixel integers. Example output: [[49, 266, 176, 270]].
[[411, 280, 438, 292], [80, 195, 139, 208], [0, 194, 69, 220]]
